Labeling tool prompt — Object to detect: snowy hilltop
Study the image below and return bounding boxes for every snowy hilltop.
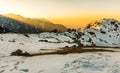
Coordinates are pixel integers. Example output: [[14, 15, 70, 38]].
[[79, 18, 120, 47]]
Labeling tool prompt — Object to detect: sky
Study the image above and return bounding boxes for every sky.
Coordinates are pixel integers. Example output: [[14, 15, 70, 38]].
[[0, 0, 120, 28]]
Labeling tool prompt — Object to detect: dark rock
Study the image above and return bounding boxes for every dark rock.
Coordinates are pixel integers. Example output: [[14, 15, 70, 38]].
[[88, 32, 96, 36], [65, 46, 69, 48], [11, 49, 23, 56], [72, 45, 77, 48], [11, 49, 31, 56], [111, 21, 116, 25], [100, 30, 106, 34], [23, 34, 29, 37], [38, 40, 48, 42], [23, 52, 31, 56], [109, 35, 111, 37], [20, 69, 29, 72], [67, 28, 72, 32], [115, 24, 118, 28]]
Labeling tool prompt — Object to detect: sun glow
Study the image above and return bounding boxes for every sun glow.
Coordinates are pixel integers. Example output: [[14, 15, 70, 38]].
[[1, 0, 120, 28]]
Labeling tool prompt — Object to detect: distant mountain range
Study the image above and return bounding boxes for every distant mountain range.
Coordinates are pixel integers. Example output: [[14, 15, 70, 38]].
[[3, 14, 67, 32], [0, 14, 120, 47]]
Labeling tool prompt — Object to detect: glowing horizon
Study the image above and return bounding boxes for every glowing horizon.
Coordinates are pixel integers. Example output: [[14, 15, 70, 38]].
[[0, 0, 120, 28]]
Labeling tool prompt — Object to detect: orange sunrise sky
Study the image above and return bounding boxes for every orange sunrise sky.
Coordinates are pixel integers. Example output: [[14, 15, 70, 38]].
[[0, 0, 120, 28]]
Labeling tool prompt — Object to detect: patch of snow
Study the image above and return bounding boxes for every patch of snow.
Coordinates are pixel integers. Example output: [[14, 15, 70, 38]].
[[0, 52, 120, 73], [62, 52, 120, 73]]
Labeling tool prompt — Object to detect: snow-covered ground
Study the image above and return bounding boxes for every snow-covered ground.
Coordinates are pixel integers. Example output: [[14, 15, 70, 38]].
[[0, 52, 120, 73], [0, 33, 77, 57]]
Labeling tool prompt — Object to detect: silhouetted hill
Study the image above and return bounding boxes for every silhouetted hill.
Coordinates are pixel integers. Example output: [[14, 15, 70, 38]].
[[3, 14, 67, 32]]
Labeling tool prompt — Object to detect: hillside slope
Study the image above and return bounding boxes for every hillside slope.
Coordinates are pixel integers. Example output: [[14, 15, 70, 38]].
[[0, 15, 42, 33]]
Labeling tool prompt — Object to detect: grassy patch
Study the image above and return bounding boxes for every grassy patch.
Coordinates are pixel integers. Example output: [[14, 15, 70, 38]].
[[30, 46, 115, 56]]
